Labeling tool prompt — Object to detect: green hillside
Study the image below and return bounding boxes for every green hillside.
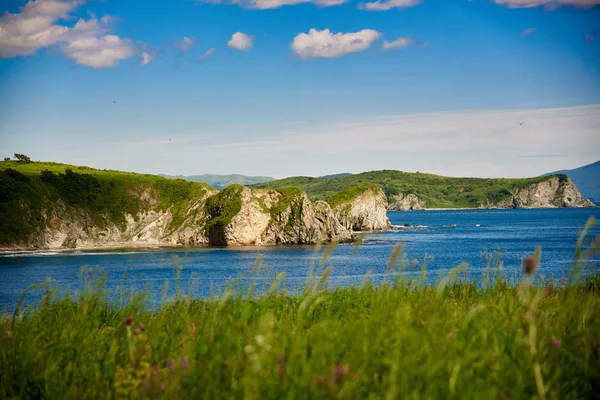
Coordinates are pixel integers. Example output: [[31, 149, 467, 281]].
[[252, 170, 564, 209], [161, 173, 274, 189], [0, 161, 212, 245]]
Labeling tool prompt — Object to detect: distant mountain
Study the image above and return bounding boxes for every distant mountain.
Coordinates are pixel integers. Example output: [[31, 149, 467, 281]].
[[543, 161, 600, 204], [160, 174, 275, 190]]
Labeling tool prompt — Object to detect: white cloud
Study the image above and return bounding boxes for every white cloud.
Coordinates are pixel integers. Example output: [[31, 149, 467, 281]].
[[520, 27, 536, 36], [174, 36, 196, 53], [493, 0, 600, 8], [62, 35, 135, 68], [140, 51, 153, 65], [227, 32, 253, 51], [196, 47, 215, 61], [291, 28, 381, 59], [360, 0, 423, 11], [196, 0, 347, 9], [202, 104, 600, 178], [0, 0, 141, 68], [382, 36, 414, 51], [0, 0, 80, 57]]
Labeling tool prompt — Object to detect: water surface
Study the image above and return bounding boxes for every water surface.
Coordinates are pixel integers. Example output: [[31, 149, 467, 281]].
[[1, 208, 598, 311]]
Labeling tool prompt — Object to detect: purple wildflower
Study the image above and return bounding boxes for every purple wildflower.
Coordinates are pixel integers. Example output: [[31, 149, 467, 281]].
[[125, 316, 133, 326], [134, 328, 141, 335], [138, 323, 146, 332], [167, 357, 175, 372], [335, 364, 348, 381], [551, 337, 561, 349], [181, 356, 189, 371], [3, 330, 11, 340]]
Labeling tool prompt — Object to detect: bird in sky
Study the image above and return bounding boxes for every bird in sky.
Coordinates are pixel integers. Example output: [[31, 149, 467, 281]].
[[518, 122, 524, 125]]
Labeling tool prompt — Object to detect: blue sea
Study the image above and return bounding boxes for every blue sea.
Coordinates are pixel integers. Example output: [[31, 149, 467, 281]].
[[1, 208, 599, 311]]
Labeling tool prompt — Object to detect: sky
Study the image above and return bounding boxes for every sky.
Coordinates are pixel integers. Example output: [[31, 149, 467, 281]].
[[0, 0, 599, 179]]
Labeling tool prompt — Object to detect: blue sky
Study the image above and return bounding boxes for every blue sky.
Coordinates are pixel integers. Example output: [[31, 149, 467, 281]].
[[0, 0, 599, 178]]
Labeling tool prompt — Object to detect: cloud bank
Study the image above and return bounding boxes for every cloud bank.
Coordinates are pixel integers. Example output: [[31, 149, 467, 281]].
[[493, 0, 600, 8], [291, 29, 381, 59], [0, 0, 141, 68], [360, 0, 423, 10], [196, 0, 347, 9]]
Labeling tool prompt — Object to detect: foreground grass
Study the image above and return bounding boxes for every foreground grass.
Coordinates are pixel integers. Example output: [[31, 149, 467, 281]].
[[1, 274, 599, 399]]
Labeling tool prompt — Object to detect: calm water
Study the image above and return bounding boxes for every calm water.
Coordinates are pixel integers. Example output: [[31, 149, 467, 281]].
[[1, 208, 598, 311]]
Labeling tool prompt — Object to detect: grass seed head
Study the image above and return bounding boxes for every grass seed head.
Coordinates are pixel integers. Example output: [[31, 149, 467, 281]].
[[524, 256, 538, 275]]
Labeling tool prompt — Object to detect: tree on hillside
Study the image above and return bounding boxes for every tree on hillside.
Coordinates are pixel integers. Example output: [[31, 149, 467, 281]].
[[13, 153, 31, 163], [3, 157, 10, 161]]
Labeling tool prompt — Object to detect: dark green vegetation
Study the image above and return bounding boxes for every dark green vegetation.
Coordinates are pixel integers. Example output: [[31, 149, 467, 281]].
[[1, 221, 599, 399], [161, 174, 274, 190], [253, 170, 567, 208], [545, 160, 600, 204], [0, 161, 211, 245], [203, 184, 244, 240]]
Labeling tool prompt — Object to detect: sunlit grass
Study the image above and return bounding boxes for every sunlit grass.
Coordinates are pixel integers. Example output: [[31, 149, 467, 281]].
[[0, 219, 598, 399]]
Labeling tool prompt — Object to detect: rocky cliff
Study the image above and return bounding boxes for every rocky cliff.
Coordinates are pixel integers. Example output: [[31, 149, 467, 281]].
[[18, 186, 218, 251], [0, 167, 356, 251], [332, 187, 391, 231], [388, 193, 426, 211], [481, 176, 595, 209], [386, 176, 595, 211], [203, 186, 353, 246]]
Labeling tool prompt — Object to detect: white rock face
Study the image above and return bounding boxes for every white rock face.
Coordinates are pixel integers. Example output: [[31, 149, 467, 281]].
[[208, 187, 354, 246], [333, 187, 391, 231], [388, 193, 426, 211], [18, 187, 218, 251], [484, 177, 595, 209]]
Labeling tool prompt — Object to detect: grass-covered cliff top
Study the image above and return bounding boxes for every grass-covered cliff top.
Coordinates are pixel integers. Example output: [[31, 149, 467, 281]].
[[252, 170, 569, 209], [0, 161, 214, 244]]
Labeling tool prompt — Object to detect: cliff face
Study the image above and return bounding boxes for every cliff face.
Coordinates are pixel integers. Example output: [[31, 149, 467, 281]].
[[4, 184, 356, 251], [483, 177, 595, 209], [206, 187, 354, 246], [333, 187, 391, 231], [24, 186, 218, 251], [388, 194, 426, 211]]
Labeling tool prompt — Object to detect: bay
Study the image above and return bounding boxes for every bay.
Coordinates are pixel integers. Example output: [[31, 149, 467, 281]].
[[1, 208, 598, 311]]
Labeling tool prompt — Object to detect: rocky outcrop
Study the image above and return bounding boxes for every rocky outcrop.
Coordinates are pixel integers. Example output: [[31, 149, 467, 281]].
[[22, 186, 218, 251], [5, 184, 357, 251], [205, 187, 354, 246], [388, 193, 426, 211], [482, 177, 595, 209], [332, 187, 391, 231]]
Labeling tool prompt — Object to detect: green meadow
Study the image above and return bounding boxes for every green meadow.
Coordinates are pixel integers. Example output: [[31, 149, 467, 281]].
[[0, 220, 599, 399]]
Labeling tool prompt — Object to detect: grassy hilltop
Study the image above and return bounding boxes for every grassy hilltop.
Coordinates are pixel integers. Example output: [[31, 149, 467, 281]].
[[252, 170, 567, 209], [0, 161, 212, 245]]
